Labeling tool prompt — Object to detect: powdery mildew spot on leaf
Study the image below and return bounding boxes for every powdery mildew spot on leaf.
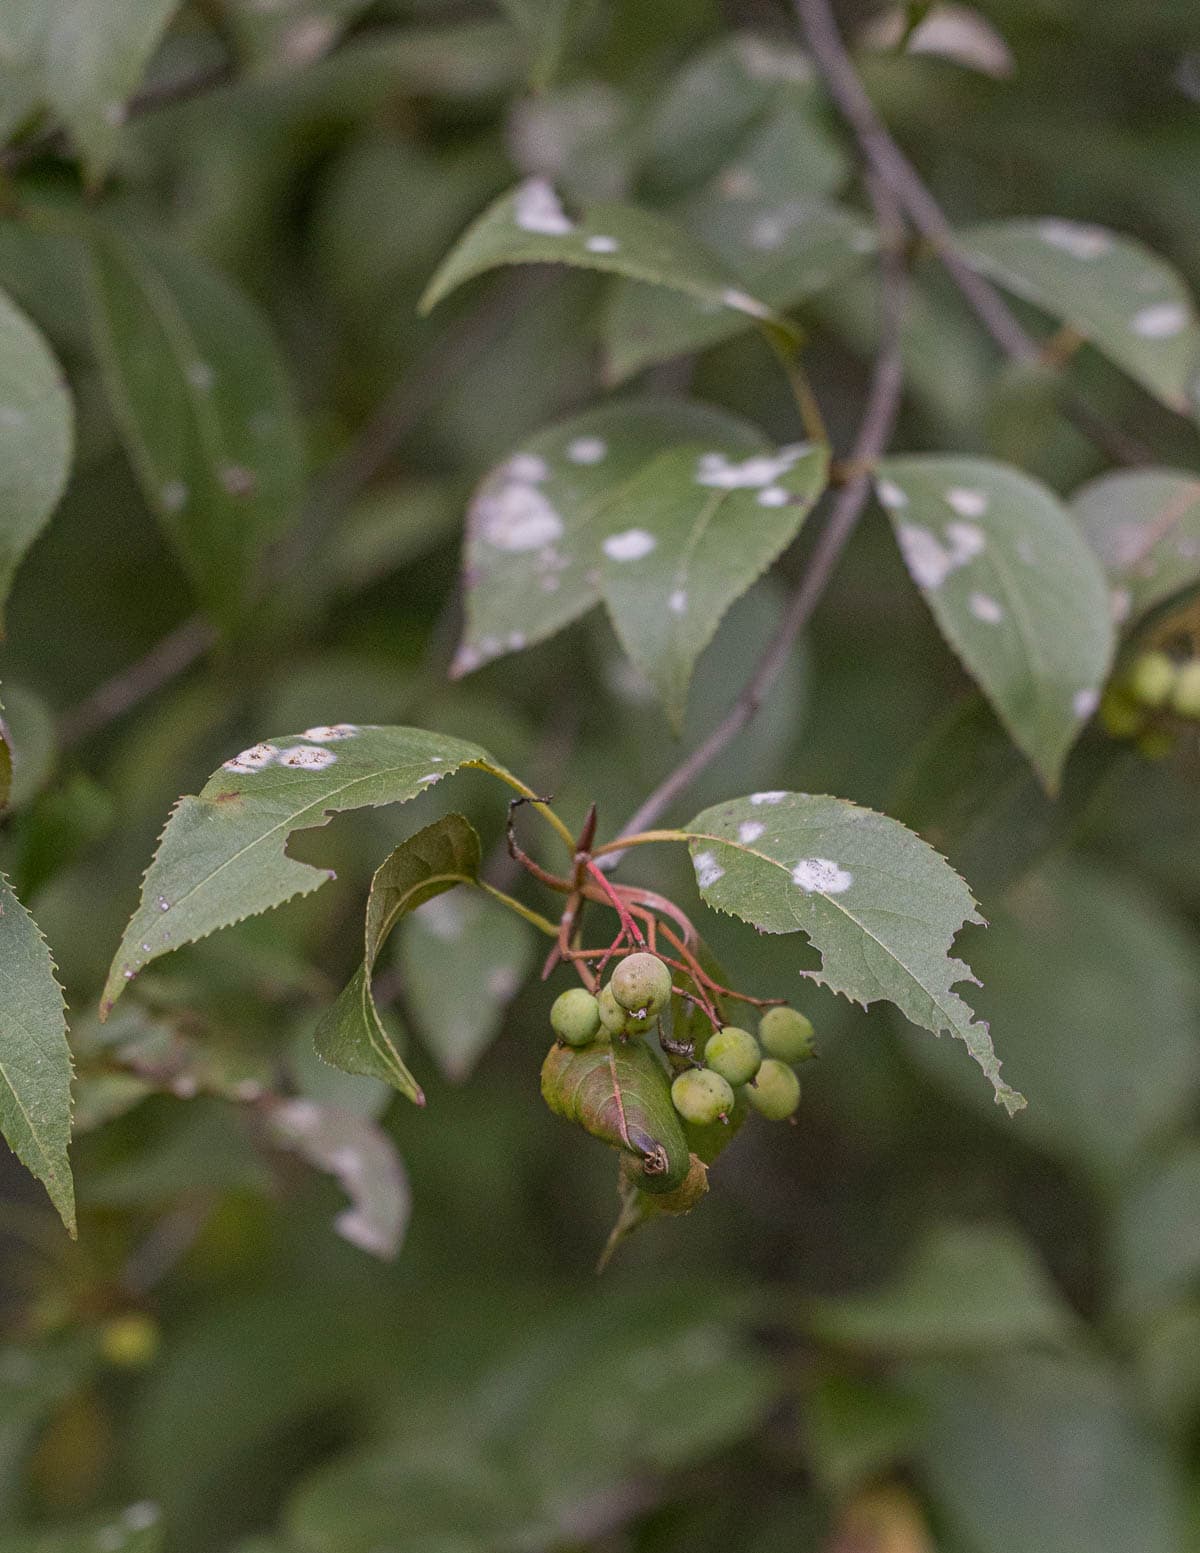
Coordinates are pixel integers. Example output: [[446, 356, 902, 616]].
[[791, 857, 853, 894], [223, 742, 278, 772], [738, 820, 765, 844], [602, 528, 657, 561], [692, 850, 726, 887], [696, 446, 810, 490], [566, 436, 607, 463], [946, 487, 990, 518], [585, 235, 618, 253], [876, 478, 907, 509], [1073, 688, 1099, 718], [1036, 219, 1113, 259], [968, 591, 1005, 624], [750, 790, 787, 804], [1131, 302, 1188, 338], [475, 480, 564, 551], [279, 745, 337, 770], [513, 177, 575, 235], [303, 724, 358, 742]]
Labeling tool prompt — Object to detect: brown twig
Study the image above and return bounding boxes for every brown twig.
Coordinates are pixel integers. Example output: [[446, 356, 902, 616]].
[[612, 175, 910, 843]]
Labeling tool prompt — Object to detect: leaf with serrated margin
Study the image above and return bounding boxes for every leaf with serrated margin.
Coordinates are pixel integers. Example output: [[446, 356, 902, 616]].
[[0, 871, 75, 1233], [315, 813, 482, 1103], [101, 725, 500, 1021], [683, 792, 1024, 1115], [1071, 468, 1200, 629]]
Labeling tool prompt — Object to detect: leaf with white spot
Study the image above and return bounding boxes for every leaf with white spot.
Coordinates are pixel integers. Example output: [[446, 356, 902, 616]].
[[398, 887, 537, 1082], [962, 219, 1200, 416], [600, 440, 828, 726], [0, 287, 73, 630], [419, 179, 791, 339], [683, 792, 1025, 1115], [101, 726, 503, 1023], [42, 0, 181, 185], [85, 226, 304, 627], [315, 813, 483, 1103], [455, 397, 823, 713], [267, 1098, 410, 1260], [0, 871, 75, 1234], [1071, 468, 1200, 628], [876, 456, 1113, 791]]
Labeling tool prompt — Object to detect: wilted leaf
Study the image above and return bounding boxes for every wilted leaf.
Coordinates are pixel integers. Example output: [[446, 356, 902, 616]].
[[875, 455, 1113, 790], [0, 287, 73, 629], [101, 726, 498, 1020], [0, 872, 74, 1233], [315, 813, 483, 1103], [962, 219, 1200, 415], [85, 227, 304, 626], [1071, 467, 1200, 627], [684, 792, 1024, 1114]]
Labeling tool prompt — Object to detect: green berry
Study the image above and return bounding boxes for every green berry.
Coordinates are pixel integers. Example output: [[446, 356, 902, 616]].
[[1099, 685, 1144, 741], [597, 983, 628, 1037], [624, 1010, 657, 1035], [758, 1006, 816, 1064], [746, 1059, 801, 1120], [1170, 660, 1200, 720], [611, 952, 673, 1016], [671, 1067, 735, 1126], [703, 1026, 762, 1086], [1127, 650, 1177, 709], [1137, 727, 1175, 762], [550, 987, 602, 1047]]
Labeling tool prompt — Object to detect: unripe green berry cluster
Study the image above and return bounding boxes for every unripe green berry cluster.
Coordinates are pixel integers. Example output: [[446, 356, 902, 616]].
[[669, 1006, 816, 1126], [550, 952, 674, 1049], [1100, 650, 1200, 760]]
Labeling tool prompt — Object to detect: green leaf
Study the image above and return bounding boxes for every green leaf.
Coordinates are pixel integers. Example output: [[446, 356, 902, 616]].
[[85, 226, 304, 626], [683, 792, 1025, 1114], [267, 1098, 410, 1260], [454, 397, 823, 709], [1071, 467, 1200, 628], [398, 887, 537, 1082], [875, 455, 1114, 790], [2, 682, 57, 811], [962, 218, 1200, 415], [803, 1223, 1074, 1353], [43, 0, 181, 185], [0, 871, 74, 1234], [314, 813, 484, 1103], [419, 179, 789, 337], [0, 286, 73, 629], [0, 1503, 163, 1553], [1111, 1143, 1200, 1318], [101, 725, 499, 1021]]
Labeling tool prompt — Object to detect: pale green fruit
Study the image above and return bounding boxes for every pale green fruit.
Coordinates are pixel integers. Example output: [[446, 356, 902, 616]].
[[746, 1059, 801, 1120], [703, 1027, 762, 1086], [1170, 660, 1200, 719], [611, 952, 673, 1015], [758, 1006, 816, 1064], [671, 1067, 735, 1125], [597, 983, 628, 1036], [1127, 650, 1177, 709], [550, 987, 602, 1047]]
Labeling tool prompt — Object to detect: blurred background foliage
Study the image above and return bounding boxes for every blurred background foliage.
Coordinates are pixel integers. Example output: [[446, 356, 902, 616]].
[[0, 0, 1199, 1550]]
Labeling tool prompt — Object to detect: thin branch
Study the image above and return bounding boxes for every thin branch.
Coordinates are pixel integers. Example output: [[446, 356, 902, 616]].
[[611, 175, 909, 845], [58, 615, 217, 751], [792, 0, 1149, 467]]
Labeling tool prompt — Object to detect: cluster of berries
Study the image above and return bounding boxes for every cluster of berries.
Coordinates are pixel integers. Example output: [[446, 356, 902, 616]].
[[1101, 649, 1200, 757]]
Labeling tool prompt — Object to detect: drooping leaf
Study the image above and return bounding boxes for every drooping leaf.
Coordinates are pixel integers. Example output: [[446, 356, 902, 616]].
[[802, 1223, 1074, 1353], [962, 218, 1200, 415], [43, 0, 181, 185], [267, 1097, 410, 1260], [541, 1038, 691, 1193], [419, 179, 790, 339], [0, 1502, 164, 1553], [0, 872, 74, 1233], [453, 397, 824, 712], [314, 813, 483, 1103], [399, 886, 537, 1082], [875, 455, 1113, 790], [101, 725, 500, 1019], [1070, 467, 1200, 628], [0, 287, 73, 629], [683, 792, 1025, 1114], [85, 226, 304, 626]]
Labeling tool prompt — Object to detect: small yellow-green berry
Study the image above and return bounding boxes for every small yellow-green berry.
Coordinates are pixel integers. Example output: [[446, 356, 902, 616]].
[[597, 983, 628, 1037], [1099, 685, 1144, 741], [611, 951, 673, 1016], [746, 1058, 801, 1120], [1127, 650, 1177, 709], [550, 987, 602, 1047], [1170, 660, 1200, 720], [671, 1066, 735, 1125], [758, 1006, 816, 1064], [100, 1313, 160, 1369], [703, 1026, 762, 1086]]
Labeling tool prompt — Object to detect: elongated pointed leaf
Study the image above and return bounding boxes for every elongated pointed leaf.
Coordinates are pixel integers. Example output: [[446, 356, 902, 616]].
[[86, 227, 304, 626], [0, 872, 74, 1233], [876, 456, 1113, 790], [102, 725, 499, 1019], [0, 287, 73, 629], [962, 218, 1200, 415], [420, 178, 790, 338], [1071, 467, 1200, 627], [600, 440, 827, 726], [315, 813, 483, 1103], [684, 792, 1024, 1114]]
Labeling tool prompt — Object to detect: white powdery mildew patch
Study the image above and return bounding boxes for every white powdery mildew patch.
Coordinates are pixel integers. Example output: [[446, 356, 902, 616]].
[[161, 480, 188, 512], [792, 857, 853, 894], [668, 589, 688, 614], [474, 479, 563, 551], [566, 435, 607, 464], [585, 234, 618, 253], [1036, 219, 1113, 260], [224, 742, 278, 773], [507, 452, 548, 482], [749, 790, 787, 805], [945, 486, 989, 518], [1131, 302, 1188, 339], [279, 744, 337, 770], [186, 360, 215, 390], [603, 528, 657, 561], [898, 521, 986, 590], [513, 177, 574, 236], [737, 820, 765, 844], [693, 850, 726, 888], [968, 591, 1004, 624], [875, 478, 908, 509], [696, 444, 809, 491], [417, 772, 441, 785], [1110, 586, 1132, 623], [721, 287, 772, 319], [303, 723, 358, 742], [1073, 687, 1099, 719], [757, 486, 789, 507]]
